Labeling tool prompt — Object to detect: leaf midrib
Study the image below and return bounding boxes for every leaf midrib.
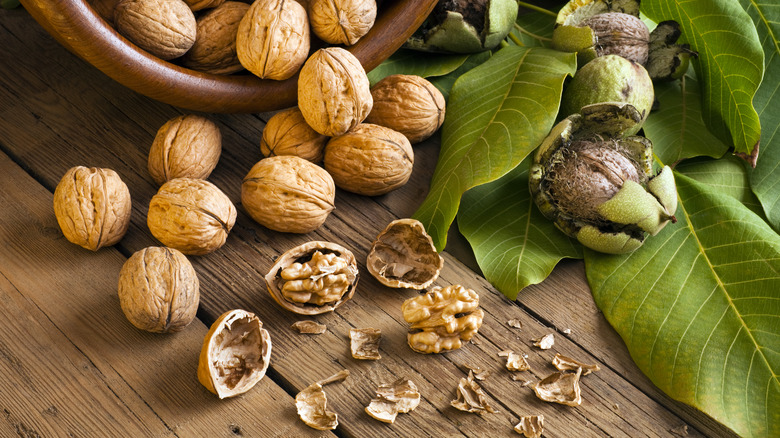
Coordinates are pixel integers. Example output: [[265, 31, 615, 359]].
[[749, 0, 780, 56]]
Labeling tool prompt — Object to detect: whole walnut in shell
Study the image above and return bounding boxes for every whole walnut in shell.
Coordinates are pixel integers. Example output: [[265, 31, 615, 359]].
[[53, 166, 132, 251], [114, 0, 196, 60], [118, 246, 199, 333], [242, 156, 335, 233], [367, 74, 446, 144], [308, 0, 377, 46], [147, 178, 237, 255], [182, 2, 249, 74], [236, 0, 310, 80], [367, 218, 443, 290], [148, 115, 222, 186], [183, 0, 224, 12], [323, 123, 413, 196], [298, 47, 373, 137], [261, 107, 328, 163]]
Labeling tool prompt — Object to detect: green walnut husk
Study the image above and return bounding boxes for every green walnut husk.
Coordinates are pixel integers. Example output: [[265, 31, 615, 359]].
[[645, 20, 698, 81], [529, 103, 678, 254], [404, 0, 519, 54]]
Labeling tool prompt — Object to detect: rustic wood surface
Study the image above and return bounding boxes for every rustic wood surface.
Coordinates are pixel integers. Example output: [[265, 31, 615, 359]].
[[0, 7, 738, 438]]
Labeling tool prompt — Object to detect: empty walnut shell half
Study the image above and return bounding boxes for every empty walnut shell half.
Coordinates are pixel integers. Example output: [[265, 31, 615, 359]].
[[265, 241, 359, 315], [367, 218, 443, 290], [198, 309, 272, 399]]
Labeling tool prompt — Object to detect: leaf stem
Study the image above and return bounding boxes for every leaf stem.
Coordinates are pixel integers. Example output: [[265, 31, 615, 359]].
[[508, 31, 525, 46], [517, 1, 558, 17], [513, 23, 553, 42]]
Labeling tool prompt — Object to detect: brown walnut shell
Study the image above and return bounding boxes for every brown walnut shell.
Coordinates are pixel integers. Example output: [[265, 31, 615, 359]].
[[265, 241, 359, 315], [236, 0, 310, 80], [323, 123, 413, 196], [260, 107, 328, 163], [184, 0, 224, 12], [308, 0, 377, 46], [367, 218, 443, 289], [182, 2, 249, 74], [53, 166, 132, 251], [298, 47, 373, 136], [242, 155, 335, 233], [118, 246, 200, 333], [147, 178, 237, 255], [114, 0, 196, 60], [148, 114, 222, 185], [367, 74, 446, 144]]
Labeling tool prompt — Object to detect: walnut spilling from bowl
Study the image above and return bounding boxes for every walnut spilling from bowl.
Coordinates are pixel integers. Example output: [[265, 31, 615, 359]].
[[350, 328, 381, 360], [366, 74, 446, 144], [367, 218, 443, 290], [365, 378, 421, 423], [260, 107, 328, 163], [147, 114, 222, 186], [451, 370, 497, 415]]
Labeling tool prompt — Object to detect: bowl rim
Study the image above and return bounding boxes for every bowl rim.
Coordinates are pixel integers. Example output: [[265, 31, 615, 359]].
[[20, 0, 438, 113]]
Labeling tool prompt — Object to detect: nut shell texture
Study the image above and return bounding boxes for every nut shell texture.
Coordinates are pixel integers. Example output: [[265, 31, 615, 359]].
[[260, 107, 328, 163], [298, 47, 373, 137], [242, 156, 335, 233], [182, 2, 250, 74], [148, 115, 222, 185], [367, 218, 442, 290], [114, 0, 197, 60], [118, 246, 199, 333], [147, 178, 237, 255], [184, 0, 224, 12], [324, 123, 413, 196], [308, 0, 377, 45], [53, 166, 132, 251], [367, 74, 446, 144], [236, 0, 310, 80]]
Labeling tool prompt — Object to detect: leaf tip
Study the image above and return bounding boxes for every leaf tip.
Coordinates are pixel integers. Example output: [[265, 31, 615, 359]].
[[734, 141, 759, 168]]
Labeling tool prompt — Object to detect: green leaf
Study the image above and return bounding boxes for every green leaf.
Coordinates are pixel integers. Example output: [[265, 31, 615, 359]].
[[412, 46, 577, 250], [458, 155, 583, 300], [366, 49, 469, 86], [743, 0, 780, 229], [586, 173, 780, 438], [644, 73, 730, 165], [510, 9, 556, 48], [676, 155, 764, 216], [429, 51, 492, 101], [641, 0, 764, 159]]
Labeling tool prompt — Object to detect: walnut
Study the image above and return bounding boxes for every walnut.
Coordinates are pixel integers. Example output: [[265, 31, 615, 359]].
[[198, 309, 272, 399], [365, 378, 420, 423], [532, 333, 555, 350], [323, 123, 414, 196], [367, 218, 443, 290], [349, 328, 381, 360], [260, 107, 328, 163], [451, 370, 497, 415], [53, 166, 132, 251], [366, 74, 446, 144], [296, 369, 350, 430], [182, 2, 249, 74], [514, 415, 544, 438], [552, 353, 601, 375], [241, 156, 335, 233], [265, 241, 359, 315], [401, 285, 484, 354], [147, 178, 236, 255], [147, 115, 222, 186], [308, 0, 376, 46], [118, 246, 199, 333], [298, 47, 373, 136], [533, 368, 583, 406], [183, 0, 224, 12], [236, 0, 310, 80], [114, 0, 196, 60]]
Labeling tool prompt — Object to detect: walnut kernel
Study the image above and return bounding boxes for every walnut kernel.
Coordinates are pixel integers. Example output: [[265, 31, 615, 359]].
[[260, 107, 328, 163], [148, 115, 222, 185], [114, 0, 196, 60], [367, 74, 446, 144], [308, 0, 377, 45]]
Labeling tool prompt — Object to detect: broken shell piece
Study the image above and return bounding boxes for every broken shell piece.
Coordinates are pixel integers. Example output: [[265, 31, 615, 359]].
[[514, 415, 544, 438], [296, 369, 350, 431], [498, 350, 530, 372], [365, 378, 421, 424], [291, 320, 327, 334], [350, 328, 382, 360], [552, 353, 601, 375], [451, 371, 497, 415], [507, 318, 523, 329], [197, 309, 272, 399], [367, 218, 444, 290], [533, 368, 583, 406], [512, 374, 533, 386], [532, 333, 555, 350], [461, 364, 491, 381]]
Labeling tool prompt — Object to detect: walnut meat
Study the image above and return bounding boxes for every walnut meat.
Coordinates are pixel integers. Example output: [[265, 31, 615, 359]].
[[147, 178, 237, 255], [308, 0, 377, 46], [53, 166, 132, 251], [260, 107, 328, 163], [367, 74, 446, 144], [265, 241, 359, 315], [198, 309, 272, 399], [114, 0, 196, 60], [148, 115, 222, 186], [367, 218, 443, 290], [298, 47, 373, 136], [236, 0, 310, 80], [182, 2, 249, 74], [401, 285, 484, 354], [323, 123, 413, 196], [118, 246, 199, 333], [242, 156, 335, 233]]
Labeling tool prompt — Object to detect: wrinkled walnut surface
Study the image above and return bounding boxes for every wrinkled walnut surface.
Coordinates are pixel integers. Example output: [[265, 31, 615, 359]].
[[514, 415, 544, 438], [367, 218, 443, 290], [308, 0, 377, 45], [147, 114, 222, 186], [198, 309, 272, 399], [182, 2, 249, 74], [367, 74, 446, 144], [114, 0, 196, 60], [260, 107, 328, 163]]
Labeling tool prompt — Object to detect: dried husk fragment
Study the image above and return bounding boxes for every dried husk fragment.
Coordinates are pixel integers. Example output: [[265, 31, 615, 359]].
[[198, 309, 272, 399], [260, 107, 328, 163], [532, 333, 554, 350], [118, 246, 199, 333], [291, 320, 327, 334], [114, 0, 196, 60], [533, 368, 583, 406], [53, 166, 132, 251], [296, 369, 350, 430], [367, 218, 443, 290], [308, 0, 377, 45], [265, 241, 359, 315], [182, 2, 249, 74], [350, 328, 381, 360], [365, 378, 420, 424], [514, 415, 544, 438], [451, 371, 497, 415], [552, 353, 601, 375], [148, 115, 222, 185], [366, 74, 446, 144]]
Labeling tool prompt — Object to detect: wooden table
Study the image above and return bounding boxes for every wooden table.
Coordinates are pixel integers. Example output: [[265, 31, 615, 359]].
[[0, 7, 738, 437]]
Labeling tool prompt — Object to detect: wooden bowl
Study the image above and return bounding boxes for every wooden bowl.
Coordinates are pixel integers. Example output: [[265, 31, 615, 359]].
[[20, 0, 438, 113]]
